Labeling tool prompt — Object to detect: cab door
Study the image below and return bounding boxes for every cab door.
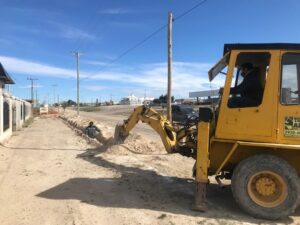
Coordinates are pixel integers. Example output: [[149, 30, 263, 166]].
[[277, 51, 300, 144], [216, 50, 279, 143]]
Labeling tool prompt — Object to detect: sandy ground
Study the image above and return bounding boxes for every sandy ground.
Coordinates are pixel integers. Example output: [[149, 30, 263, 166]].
[[0, 108, 299, 225]]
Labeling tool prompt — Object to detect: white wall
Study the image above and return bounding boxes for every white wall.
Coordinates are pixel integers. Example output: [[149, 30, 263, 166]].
[[0, 82, 3, 141], [13, 100, 24, 131], [0, 86, 31, 143]]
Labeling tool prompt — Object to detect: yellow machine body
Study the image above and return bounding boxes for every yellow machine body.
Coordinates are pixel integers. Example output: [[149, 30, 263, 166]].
[[115, 44, 300, 219], [209, 48, 300, 176]]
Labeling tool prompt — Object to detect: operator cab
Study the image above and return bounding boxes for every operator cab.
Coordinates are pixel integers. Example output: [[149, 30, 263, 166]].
[[208, 43, 300, 144], [209, 47, 270, 109]]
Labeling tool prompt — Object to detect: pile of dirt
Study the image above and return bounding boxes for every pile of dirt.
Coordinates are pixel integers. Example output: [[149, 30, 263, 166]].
[[122, 134, 165, 154], [60, 111, 166, 155], [60, 111, 114, 145]]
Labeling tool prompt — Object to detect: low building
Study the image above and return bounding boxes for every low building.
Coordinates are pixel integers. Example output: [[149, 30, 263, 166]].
[[174, 98, 196, 104], [120, 94, 154, 105], [189, 89, 219, 104], [0, 63, 31, 143]]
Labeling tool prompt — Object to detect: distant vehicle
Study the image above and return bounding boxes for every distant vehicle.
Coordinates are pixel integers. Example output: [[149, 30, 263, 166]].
[[172, 104, 197, 123], [39, 105, 48, 115]]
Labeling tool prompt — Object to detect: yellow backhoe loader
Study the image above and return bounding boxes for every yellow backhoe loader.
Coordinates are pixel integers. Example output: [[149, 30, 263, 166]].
[[114, 43, 300, 220]]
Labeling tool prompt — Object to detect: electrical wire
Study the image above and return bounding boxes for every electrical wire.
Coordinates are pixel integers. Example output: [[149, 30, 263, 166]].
[[82, 0, 210, 81], [173, 0, 208, 21], [82, 23, 168, 80]]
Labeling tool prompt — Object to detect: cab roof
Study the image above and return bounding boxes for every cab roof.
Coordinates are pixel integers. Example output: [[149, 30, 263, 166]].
[[223, 43, 300, 55]]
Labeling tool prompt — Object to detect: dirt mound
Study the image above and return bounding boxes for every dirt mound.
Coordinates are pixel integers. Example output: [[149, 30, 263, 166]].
[[121, 134, 165, 154], [60, 111, 165, 155], [61, 113, 113, 144]]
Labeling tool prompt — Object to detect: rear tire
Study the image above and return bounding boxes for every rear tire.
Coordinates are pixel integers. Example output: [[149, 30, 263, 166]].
[[231, 154, 300, 220]]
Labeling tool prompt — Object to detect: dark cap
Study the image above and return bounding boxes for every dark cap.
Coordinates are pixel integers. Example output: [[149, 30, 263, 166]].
[[241, 63, 253, 70]]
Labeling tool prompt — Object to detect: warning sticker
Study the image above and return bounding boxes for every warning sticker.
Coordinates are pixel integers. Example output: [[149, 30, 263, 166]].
[[284, 117, 300, 137]]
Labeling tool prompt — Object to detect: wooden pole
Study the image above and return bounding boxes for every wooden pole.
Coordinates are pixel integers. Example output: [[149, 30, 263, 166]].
[[167, 12, 173, 122], [76, 52, 80, 116], [72, 52, 82, 117]]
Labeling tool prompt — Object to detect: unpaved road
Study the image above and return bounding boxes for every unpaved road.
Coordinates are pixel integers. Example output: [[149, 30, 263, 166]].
[[71, 105, 165, 143], [0, 116, 299, 225]]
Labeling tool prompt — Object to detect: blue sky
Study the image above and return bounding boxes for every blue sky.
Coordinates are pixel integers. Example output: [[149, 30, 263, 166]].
[[1, 0, 300, 103]]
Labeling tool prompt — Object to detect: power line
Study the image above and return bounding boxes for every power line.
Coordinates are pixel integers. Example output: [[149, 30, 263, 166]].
[[173, 0, 209, 21], [83, 24, 168, 79], [82, 0, 210, 80]]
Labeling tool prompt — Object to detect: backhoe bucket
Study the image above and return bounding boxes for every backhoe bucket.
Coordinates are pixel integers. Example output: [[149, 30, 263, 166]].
[[114, 124, 128, 144]]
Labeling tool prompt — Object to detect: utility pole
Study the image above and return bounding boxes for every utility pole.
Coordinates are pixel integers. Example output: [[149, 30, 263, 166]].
[[57, 95, 60, 113], [35, 89, 38, 107], [27, 77, 38, 110], [167, 12, 173, 122], [52, 84, 57, 106], [72, 51, 82, 116]]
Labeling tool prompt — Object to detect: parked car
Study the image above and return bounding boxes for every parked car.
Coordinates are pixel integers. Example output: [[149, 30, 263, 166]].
[[172, 104, 197, 123]]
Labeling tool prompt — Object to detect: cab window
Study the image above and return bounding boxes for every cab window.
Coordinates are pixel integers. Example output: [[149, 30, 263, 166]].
[[227, 52, 270, 108], [281, 53, 300, 105]]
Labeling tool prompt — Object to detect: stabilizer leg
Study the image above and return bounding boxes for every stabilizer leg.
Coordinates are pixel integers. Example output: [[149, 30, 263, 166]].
[[194, 122, 210, 212], [194, 182, 207, 212]]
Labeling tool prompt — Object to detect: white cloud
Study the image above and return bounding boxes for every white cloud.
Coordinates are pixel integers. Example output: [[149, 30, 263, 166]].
[[82, 60, 107, 66], [47, 22, 96, 40], [98, 8, 138, 15], [0, 55, 75, 78], [86, 62, 224, 97], [60, 26, 95, 40], [82, 85, 108, 91], [98, 8, 160, 15], [1, 20, 95, 41], [18, 84, 43, 89], [0, 55, 224, 98]]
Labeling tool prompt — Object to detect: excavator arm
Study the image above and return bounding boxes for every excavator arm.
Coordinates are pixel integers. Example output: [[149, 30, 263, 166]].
[[114, 105, 207, 211], [114, 105, 177, 153]]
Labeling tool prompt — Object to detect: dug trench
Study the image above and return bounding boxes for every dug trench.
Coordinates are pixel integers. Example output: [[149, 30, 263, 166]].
[[52, 114, 300, 224]]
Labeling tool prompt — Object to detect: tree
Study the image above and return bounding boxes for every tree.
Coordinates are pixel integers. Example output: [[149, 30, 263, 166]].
[[67, 100, 76, 106], [153, 98, 160, 104], [156, 94, 175, 104]]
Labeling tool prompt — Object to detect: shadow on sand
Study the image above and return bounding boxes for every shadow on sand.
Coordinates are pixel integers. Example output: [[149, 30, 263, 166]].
[[37, 147, 298, 224], [0, 144, 86, 152]]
